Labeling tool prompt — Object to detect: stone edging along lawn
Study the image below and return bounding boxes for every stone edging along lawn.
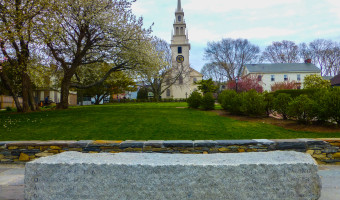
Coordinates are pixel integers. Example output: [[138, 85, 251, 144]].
[[1, 139, 339, 164]]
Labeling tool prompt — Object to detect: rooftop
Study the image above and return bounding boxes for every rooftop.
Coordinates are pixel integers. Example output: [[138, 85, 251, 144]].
[[245, 63, 321, 73]]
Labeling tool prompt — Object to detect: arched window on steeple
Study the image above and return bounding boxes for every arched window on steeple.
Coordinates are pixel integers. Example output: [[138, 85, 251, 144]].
[[178, 15, 181, 22], [180, 27, 183, 35], [176, 27, 179, 35]]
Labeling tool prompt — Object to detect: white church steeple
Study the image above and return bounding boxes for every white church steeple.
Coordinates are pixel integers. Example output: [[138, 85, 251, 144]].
[[162, 0, 202, 100], [177, 0, 182, 12]]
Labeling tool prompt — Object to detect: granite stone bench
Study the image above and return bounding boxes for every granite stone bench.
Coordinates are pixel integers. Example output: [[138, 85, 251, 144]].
[[25, 151, 321, 200]]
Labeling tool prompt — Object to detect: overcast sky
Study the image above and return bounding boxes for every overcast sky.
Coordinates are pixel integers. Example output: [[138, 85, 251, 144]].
[[131, 0, 340, 72]]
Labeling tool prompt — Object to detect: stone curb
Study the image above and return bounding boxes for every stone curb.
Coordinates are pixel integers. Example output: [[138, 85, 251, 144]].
[[0, 139, 339, 164]]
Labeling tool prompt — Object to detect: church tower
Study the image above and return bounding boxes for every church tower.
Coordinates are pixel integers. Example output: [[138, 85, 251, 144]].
[[171, 0, 190, 68], [162, 0, 202, 99]]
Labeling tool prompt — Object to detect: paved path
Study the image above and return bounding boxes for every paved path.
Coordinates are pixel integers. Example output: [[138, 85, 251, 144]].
[[0, 164, 339, 200]]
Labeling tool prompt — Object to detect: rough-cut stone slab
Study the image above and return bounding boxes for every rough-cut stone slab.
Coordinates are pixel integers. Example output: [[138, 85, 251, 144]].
[[25, 151, 321, 200], [163, 140, 193, 147], [216, 140, 257, 146]]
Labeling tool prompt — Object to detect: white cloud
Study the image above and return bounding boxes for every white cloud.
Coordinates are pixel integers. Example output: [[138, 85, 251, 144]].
[[325, 0, 340, 19], [188, 27, 224, 44], [185, 0, 302, 13], [225, 27, 297, 39]]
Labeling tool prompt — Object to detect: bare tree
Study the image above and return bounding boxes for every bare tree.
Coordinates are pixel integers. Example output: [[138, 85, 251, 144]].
[[37, 0, 152, 109], [204, 38, 260, 80], [261, 40, 300, 63], [300, 39, 340, 76], [200, 63, 227, 93], [139, 37, 188, 100]]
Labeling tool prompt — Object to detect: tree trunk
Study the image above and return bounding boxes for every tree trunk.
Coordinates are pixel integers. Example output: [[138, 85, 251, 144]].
[[58, 76, 71, 109], [22, 72, 38, 111], [21, 71, 30, 112], [0, 71, 23, 112]]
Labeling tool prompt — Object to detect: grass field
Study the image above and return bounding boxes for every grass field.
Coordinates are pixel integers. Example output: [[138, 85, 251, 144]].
[[1, 102, 340, 141]]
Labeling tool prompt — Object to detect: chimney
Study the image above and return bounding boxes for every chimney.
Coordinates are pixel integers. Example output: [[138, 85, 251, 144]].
[[305, 59, 312, 64]]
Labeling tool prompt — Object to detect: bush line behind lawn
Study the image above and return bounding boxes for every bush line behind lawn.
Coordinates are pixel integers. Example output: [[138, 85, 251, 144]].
[[0, 102, 340, 141]]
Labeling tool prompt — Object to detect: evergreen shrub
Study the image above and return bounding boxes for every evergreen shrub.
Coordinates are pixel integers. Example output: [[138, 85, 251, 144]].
[[263, 91, 274, 116], [273, 93, 292, 119], [287, 95, 316, 123], [137, 87, 148, 100], [241, 90, 266, 116], [272, 89, 318, 98], [218, 90, 237, 111], [201, 92, 215, 110], [187, 91, 202, 109], [323, 88, 340, 124]]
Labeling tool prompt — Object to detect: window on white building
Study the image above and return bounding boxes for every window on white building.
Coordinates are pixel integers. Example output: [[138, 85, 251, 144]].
[[258, 75, 262, 81], [166, 89, 170, 97], [178, 47, 182, 54], [271, 75, 275, 81], [284, 75, 288, 81], [193, 78, 197, 83], [297, 74, 301, 81], [179, 75, 183, 84]]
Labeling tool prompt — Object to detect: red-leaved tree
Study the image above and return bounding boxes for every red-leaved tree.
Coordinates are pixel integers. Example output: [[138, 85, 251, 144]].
[[227, 75, 263, 93], [271, 80, 298, 91]]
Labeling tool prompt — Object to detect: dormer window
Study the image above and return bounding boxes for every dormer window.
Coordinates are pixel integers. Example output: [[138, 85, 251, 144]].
[[178, 15, 181, 22]]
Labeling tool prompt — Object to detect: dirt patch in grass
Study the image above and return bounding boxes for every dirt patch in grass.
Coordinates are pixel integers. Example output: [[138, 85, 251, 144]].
[[212, 110, 340, 133]]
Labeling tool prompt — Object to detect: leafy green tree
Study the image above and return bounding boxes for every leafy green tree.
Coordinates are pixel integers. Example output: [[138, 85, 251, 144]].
[[196, 78, 217, 94], [304, 74, 331, 89], [0, 0, 48, 112], [76, 63, 136, 104], [37, 0, 153, 109]]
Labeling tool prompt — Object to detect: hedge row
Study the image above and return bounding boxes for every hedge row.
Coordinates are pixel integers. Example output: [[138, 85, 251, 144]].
[[218, 88, 340, 124]]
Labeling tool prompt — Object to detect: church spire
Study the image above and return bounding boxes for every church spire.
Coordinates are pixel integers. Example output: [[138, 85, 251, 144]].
[[177, 0, 182, 12]]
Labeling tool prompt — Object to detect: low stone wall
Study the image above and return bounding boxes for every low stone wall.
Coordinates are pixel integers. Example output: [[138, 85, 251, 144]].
[[1, 139, 339, 164]]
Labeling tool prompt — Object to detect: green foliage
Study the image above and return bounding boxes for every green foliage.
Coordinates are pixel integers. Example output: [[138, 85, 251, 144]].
[[6, 107, 13, 112], [273, 93, 292, 119], [323, 88, 340, 124], [187, 91, 202, 109], [287, 95, 316, 123], [137, 87, 149, 100], [218, 90, 237, 111], [229, 93, 245, 115], [241, 90, 266, 116], [304, 74, 331, 89], [201, 92, 215, 110], [263, 91, 275, 116], [272, 89, 318, 98], [196, 78, 218, 94]]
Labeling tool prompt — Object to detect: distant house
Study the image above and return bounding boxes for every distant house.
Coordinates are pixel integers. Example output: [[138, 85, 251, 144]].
[[34, 88, 77, 106], [242, 61, 321, 91], [331, 74, 340, 87]]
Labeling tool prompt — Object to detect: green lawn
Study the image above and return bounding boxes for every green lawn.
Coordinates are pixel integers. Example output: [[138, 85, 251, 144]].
[[1, 102, 339, 141]]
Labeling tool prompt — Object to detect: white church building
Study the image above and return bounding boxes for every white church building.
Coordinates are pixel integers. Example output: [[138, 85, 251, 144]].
[[161, 0, 203, 99]]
